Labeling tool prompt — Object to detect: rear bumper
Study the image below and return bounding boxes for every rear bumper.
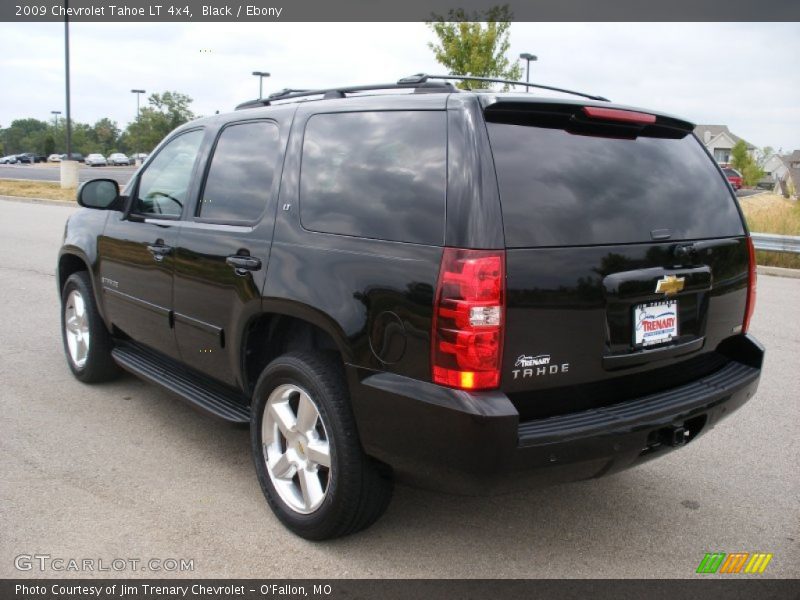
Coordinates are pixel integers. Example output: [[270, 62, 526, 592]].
[[349, 334, 764, 494]]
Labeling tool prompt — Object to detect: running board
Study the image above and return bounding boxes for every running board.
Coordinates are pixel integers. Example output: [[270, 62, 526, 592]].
[[111, 342, 251, 423]]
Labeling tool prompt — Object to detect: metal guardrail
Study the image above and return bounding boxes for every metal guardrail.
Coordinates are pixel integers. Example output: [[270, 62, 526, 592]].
[[751, 233, 800, 254]]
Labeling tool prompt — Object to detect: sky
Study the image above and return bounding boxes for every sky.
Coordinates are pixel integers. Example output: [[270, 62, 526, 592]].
[[1, 21, 799, 152]]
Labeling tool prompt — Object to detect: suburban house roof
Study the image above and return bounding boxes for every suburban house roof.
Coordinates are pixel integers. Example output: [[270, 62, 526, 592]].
[[693, 124, 755, 150]]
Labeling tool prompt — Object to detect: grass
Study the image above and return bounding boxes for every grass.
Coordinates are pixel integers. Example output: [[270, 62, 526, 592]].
[[0, 179, 76, 202], [738, 193, 800, 269]]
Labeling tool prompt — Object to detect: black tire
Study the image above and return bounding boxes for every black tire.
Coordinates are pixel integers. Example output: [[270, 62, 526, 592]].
[[251, 351, 392, 540], [60, 271, 120, 383]]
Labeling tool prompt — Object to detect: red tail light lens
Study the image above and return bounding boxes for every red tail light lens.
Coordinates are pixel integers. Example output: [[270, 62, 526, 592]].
[[432, 248, 505, 390], [743, 236, 757, 333]]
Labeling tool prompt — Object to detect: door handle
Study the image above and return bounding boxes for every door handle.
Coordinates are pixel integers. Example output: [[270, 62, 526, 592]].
[[146, 243, 172, 262], [226, 254, 262, 275]]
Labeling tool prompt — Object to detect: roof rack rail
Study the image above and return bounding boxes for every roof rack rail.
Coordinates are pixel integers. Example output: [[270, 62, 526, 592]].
[[235, 80, 456, 110], [399, 73, 610, 102]]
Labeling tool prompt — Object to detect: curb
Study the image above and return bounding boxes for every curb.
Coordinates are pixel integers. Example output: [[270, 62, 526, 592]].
[[757, 265, 800, 279], [0, 194, 75, 207]]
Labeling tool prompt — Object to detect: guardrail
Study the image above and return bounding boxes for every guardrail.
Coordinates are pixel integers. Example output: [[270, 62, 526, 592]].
[[751, 233, 800, 254]]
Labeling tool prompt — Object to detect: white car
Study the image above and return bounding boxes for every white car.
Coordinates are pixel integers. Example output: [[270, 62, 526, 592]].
[[85, 153, 108, 167], [107, 153, 130, 166], [0, 155, 18, 164], [48, 154, 62, 163]]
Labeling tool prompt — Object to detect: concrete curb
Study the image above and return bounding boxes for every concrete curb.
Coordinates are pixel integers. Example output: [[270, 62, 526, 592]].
[[0, 194, 75, 207], [757, 265, 800, 279]]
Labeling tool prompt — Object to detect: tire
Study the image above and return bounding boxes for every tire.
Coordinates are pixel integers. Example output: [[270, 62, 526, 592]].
[[60, 271, 120, 383], [251, 351, 392, 540]]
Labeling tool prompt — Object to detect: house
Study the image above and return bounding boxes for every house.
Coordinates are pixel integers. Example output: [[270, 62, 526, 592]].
[[693, 124, 755, 165], [762, 150, 800, 198]]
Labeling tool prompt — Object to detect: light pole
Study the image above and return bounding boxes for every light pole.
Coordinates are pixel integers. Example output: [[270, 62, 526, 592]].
[[519, 53, 538, 92], [51, 110, 61, 155], [252, 71, 270, 99], [131, 89, 145, 165], [60, 0, 78, 189]]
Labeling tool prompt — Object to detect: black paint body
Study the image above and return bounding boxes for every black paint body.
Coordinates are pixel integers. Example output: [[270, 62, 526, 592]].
[[58, 92, 763, 492]]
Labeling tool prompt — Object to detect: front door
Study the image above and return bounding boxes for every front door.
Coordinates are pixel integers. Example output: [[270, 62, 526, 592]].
[[99, 128, 205, 358], [172, 119, 286, 387]]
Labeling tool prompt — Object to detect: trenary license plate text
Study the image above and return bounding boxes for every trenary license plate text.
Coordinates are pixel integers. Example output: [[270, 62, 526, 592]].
[[634, 300, 678, 346]]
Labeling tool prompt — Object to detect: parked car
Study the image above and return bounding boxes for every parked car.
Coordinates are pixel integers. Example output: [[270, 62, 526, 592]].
[[107, 153, 131, 166], [722, 167, 743, 190], [58, 75, 763, 540], [130, 152, 149, 164], [48, 154, 62, 163], [15, 152, 41, 164], [60, 153, 85, 162], [85, 153, 108, 167], [0, 154, 18, 164]]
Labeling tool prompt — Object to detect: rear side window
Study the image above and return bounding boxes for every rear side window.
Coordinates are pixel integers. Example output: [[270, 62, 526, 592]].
[[299, 111, 446, 245], [199, 121, 281, 222], [486, 118, 745, 247]]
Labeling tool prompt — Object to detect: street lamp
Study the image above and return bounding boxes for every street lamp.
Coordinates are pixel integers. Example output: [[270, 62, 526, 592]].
[[519, 53, 538, 92], [131, 89, 145, 165], [252, 71, 270, 100]]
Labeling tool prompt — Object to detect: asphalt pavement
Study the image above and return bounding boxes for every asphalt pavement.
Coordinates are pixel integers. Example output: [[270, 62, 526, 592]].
[[0, 198, 798, 579], [0, 163, 135, 185]]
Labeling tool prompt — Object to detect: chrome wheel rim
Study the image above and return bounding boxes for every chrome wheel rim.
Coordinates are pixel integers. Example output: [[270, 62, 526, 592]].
[[262, 384, 331, 514], [64, 290, 90, 369]]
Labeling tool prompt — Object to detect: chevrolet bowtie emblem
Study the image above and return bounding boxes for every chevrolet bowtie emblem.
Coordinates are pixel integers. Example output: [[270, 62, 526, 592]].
[[655, 274, 685, 296]]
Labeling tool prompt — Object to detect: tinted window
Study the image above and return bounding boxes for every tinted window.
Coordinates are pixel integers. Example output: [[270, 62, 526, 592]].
[[486, 122, 745, 247], [134, 129, 204, 217], [300, 111, 446, 245], [199, 121, 281, 222]]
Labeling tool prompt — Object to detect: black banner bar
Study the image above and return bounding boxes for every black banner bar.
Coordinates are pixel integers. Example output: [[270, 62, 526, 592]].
[[3, 0, 800, 22], [2, 579, 799, 600]]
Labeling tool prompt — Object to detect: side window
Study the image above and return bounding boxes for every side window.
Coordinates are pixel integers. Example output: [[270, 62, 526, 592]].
[[299, 111, 446, 245], [133, 129, 204, 217], [198, 121, 281, 222]]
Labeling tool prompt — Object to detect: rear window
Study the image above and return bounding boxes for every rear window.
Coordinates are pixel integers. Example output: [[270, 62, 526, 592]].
[[723, 168, 740, 177], [486, 116, 745, 247]]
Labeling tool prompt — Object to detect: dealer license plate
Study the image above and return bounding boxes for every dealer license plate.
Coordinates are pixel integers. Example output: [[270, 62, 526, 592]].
[[634, 300, 678, 347]]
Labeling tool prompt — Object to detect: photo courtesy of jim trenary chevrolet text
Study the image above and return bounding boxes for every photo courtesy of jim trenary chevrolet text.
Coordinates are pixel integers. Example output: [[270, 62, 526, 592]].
[[0, 0, 798, 598]]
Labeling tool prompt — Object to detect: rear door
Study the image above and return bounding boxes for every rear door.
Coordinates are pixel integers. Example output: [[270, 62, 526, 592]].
[[171, 117, 288, 388], [483, 101, 749, 410]]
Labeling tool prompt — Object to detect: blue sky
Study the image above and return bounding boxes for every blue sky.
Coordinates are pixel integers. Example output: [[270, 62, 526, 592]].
[[1, 21, 798, 151]]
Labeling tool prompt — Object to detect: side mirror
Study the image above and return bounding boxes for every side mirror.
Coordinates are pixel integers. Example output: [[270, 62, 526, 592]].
[[77, 179, 121, 210]]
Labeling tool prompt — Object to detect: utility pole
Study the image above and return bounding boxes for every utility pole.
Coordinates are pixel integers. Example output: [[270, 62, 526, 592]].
[[131, 89, 145, 165], [60, 0, 78, 188]]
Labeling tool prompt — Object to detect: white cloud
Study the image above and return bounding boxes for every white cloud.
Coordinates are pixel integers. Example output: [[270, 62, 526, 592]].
[[1, 21, 798, 151]]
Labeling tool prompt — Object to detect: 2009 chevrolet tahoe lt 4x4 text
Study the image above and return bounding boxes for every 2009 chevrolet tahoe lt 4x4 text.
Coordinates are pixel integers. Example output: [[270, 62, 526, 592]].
[[58, 74, 763, 539]]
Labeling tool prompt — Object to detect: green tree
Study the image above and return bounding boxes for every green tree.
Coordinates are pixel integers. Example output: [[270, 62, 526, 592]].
[[731, 139, 764, 187], [427, 5, 522, 90], [90, 118, 121, 155], [125, 91, 196, 153]]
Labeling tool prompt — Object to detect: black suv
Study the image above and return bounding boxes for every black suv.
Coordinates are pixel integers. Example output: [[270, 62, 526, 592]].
[[57, 75, 763, 540]]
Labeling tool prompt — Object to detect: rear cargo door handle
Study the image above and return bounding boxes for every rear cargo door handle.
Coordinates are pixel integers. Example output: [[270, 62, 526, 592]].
[[226, 254, 262, 275], [146, 242, 172, 262]]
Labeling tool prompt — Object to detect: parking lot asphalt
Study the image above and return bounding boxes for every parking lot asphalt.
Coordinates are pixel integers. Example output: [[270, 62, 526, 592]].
[[0, 197, 798, 579], [0, 163, 135, 185]]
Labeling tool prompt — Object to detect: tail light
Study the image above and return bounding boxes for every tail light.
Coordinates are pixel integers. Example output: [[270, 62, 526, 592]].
[[431, 248, 505, 390], [582, 106, 656, 125], [743, 236, 757, 333]]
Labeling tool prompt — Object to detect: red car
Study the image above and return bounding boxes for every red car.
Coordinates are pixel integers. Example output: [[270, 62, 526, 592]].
[[723, 167, 743, 190]]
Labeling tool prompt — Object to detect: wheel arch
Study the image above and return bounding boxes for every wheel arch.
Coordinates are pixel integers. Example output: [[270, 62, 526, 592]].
[[241, 306, 353, 397]]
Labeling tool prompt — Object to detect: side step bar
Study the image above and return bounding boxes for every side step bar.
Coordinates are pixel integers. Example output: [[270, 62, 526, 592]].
[[111, 342, 251, 423]]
